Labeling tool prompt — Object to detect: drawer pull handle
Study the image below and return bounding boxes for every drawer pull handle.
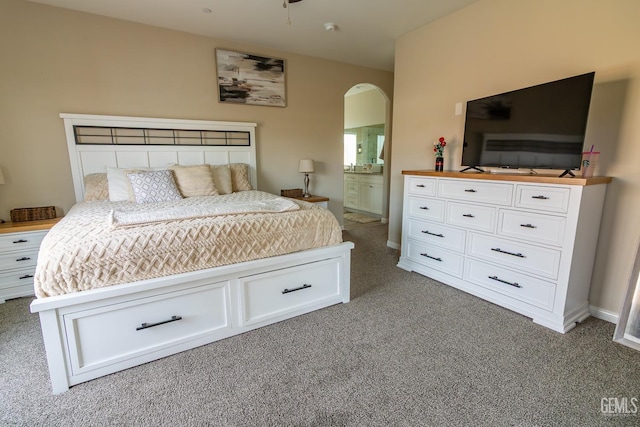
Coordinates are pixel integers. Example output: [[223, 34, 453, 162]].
[[488, 275, 522, 288], [422, 230, 444, 238], [420, 253, 442, 262], [416, 184, 426, 188], [19, 274, 34, 280], [13, 239, 28, 244], [464, 189, 477, 193], [136, 315, 182, 331], [16, 257, 31, 262], [282, 283, 312, 294], [462, 214, 475, 218], [520, 223, 537, 229], [419, 206, 429, 210], [532, 195, 549, 200], [491, 248, 525, 258]]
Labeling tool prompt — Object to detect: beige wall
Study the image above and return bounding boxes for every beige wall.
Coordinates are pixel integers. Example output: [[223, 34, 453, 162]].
[[390, 0, 640, 314], [0, 0, 393, 225], [344, 89, 386, 129]]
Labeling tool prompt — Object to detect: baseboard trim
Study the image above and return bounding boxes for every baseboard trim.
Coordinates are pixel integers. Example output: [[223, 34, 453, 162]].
[[387, 240, 400, 250], [589, 305, 619, 324]]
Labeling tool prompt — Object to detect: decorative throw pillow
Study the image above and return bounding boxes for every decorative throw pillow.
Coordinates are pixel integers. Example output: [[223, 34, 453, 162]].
[[229, 163, 252, 192], [209, 165, 233, 195], [127, 170, 183, 203], [83, 173, 109, 201], [170, 164, 219, 197]]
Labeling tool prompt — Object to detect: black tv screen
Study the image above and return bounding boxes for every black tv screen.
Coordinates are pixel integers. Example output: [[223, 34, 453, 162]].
[[461, 72, 595, 172]]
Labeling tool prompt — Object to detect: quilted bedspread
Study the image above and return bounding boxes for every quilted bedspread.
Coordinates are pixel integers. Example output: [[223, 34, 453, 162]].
[[34, 191, 342, 297]]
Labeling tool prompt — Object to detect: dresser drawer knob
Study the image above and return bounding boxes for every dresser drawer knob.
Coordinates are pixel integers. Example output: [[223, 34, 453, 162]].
[[520, 224, 537, 229], [420, 253, 442, 262], [16, 257, 31, 262], [464, 189, 477, 193], [488, 275, 522, 288], [282, 283, 312, 294], [19, 274, 34, 280], [13, 239, 29, 244], [422, 230, 444, 238], [136, 315, 182, 331], [462, 214, 475, 218], [416, 184, 426, 188], [531, 195, 549, 200], [419, 206, 429, 210], [491, 248, 525, 258]]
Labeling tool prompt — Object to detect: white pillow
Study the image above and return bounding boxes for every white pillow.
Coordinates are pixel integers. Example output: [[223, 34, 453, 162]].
[[107, 166, 166, 201], [127, 170, 183, 203], [107, 167, 135, 201]]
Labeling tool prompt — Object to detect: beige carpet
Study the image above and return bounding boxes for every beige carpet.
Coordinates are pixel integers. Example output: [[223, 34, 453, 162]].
[[344, 212, 379, 223]]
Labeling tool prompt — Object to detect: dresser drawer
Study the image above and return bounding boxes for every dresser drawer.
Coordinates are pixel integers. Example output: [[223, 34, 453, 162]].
[[465, 259, 556, 311], [467, 233, 561, 279], [406, 218, 466, 253], [0, 250, 39, 271], [446, 202, 496, 233], [498, 210, 566, 246], [515, 185, 571, 213], [63, 281, 231, 375], [0, 268, 36, 288], [407, 197, 445, 222], [439, 179, 513, 206], [405, 240, 464, 278], [240, 257, 341, 325], [407, 177, 437, 197], [344, 174, 359, 183], [0, 230, 47, 252]]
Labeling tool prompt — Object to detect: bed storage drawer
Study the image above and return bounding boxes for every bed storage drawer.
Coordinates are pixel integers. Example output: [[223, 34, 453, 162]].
[[63, 281, 231, 375], [240, 257, 342, 325]]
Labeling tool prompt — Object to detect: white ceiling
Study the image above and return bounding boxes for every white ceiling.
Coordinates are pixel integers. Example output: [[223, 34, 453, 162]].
[[28, 0, 480, 71]]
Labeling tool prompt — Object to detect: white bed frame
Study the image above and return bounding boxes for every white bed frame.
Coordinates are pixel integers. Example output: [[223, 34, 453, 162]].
[[30, 114, 353, 394]]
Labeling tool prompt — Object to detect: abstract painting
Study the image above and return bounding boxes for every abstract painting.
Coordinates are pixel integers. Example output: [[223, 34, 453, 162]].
[[216, 49, 286, 107]]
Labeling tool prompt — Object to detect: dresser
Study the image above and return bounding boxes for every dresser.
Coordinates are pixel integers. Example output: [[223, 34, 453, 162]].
[[397, 171, 611, 333], [0, 218, 60, 302]]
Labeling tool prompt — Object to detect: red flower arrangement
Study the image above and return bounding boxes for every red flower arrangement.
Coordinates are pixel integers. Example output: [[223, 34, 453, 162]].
[[433, 137, 446, 157]]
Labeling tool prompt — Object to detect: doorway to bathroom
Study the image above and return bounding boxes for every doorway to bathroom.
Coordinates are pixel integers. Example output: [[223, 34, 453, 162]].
[[343, 83, 391, 230]]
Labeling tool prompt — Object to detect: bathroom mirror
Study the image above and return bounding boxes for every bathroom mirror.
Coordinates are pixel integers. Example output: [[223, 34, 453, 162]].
[[613, 240, 640, 351], [344, 125, 385, 169]]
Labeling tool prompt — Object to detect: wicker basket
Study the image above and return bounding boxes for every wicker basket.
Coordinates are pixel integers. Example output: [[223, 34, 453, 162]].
[[280, 188, 303, 198], [10, 206, 56, 222]]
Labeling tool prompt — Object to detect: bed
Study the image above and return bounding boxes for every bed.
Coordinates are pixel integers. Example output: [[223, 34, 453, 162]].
[[30, 114, 353, 394]]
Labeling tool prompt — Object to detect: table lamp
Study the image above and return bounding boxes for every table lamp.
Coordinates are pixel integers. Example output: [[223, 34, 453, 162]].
[[298, 159, 314, 198]]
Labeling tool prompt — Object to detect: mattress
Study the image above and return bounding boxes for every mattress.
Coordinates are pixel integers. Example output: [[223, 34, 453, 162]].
[[34, 191, 342, 297]]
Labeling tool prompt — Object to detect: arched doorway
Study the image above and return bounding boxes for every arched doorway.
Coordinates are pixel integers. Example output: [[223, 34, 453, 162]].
[[343, 84, 391, 225]]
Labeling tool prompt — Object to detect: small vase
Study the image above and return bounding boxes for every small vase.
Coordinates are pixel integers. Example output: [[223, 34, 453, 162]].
[[435, 156, 444, 172]]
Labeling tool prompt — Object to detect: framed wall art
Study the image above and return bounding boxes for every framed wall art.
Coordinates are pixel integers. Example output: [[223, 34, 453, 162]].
[[216, 49, 286, 107]]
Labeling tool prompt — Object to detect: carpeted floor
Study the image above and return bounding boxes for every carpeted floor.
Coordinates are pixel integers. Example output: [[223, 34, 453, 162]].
[[1, 221, 639, 426]]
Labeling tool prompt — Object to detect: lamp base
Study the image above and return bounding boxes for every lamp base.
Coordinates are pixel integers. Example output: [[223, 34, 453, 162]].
[[303, 173, 311, 198]]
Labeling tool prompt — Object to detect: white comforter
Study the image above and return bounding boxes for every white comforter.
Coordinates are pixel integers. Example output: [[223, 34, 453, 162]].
[[35, 191, 342, 297]]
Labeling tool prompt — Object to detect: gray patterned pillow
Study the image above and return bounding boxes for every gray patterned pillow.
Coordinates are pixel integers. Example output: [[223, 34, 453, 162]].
[[127, 170, 183, 203]]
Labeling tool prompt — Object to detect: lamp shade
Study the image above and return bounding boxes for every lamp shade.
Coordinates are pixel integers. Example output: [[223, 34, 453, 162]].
[[298, 159, 315, 173]]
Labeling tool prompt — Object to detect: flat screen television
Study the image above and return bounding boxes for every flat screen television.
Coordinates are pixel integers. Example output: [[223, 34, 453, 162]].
[[460, 72, 595, 175]]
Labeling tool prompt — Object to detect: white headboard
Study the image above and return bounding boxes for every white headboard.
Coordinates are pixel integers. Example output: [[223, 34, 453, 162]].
[[60, 113, 257, 202]]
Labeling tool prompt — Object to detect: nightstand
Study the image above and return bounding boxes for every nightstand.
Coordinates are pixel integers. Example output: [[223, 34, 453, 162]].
[[293, 195, 329, 208], [0, 218, 60, 302]]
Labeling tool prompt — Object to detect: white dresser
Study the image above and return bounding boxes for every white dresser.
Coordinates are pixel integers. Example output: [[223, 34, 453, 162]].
[[397, 171, 611, 333], [0, 218, 60, 302]]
